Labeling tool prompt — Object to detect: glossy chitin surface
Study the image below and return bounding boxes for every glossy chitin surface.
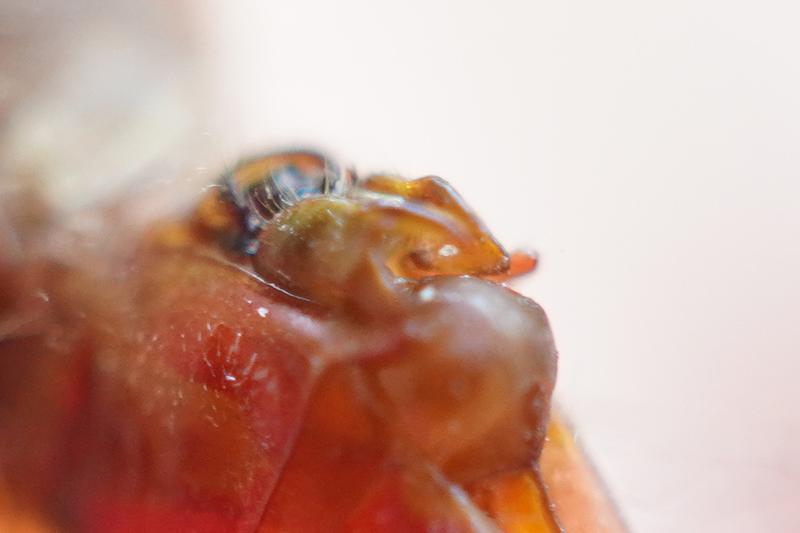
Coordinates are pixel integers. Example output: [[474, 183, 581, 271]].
[[0, 152, 620, 532]]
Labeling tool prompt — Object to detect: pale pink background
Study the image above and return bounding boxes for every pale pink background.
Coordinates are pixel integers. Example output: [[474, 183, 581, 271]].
[[196, 2, 800, 531]]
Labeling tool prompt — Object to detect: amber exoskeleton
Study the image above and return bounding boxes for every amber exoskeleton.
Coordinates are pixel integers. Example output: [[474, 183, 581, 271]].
[[0, 149, 623, 532]]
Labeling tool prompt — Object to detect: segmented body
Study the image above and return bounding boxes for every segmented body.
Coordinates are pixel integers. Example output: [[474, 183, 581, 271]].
[[0, 148, 564, 532]]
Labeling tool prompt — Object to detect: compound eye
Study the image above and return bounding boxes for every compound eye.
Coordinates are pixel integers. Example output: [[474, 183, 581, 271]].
[[225, 150, 354, 232], [208, 150, 355, 254]]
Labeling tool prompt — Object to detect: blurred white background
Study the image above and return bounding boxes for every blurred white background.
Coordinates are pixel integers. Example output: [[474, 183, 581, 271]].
[[198, 1, 800, 531], [2, 0, 798, 531]]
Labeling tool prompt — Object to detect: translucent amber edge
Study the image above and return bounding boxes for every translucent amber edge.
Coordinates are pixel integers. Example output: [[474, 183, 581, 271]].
[[541, 414, 628, 533]]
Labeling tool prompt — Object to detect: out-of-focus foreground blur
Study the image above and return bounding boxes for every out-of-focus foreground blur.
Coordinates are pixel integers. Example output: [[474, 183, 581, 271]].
[[1, 1, 798, 531]]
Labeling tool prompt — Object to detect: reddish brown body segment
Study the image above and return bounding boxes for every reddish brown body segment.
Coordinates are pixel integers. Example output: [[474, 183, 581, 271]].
[[0, 152, 623, 532]]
